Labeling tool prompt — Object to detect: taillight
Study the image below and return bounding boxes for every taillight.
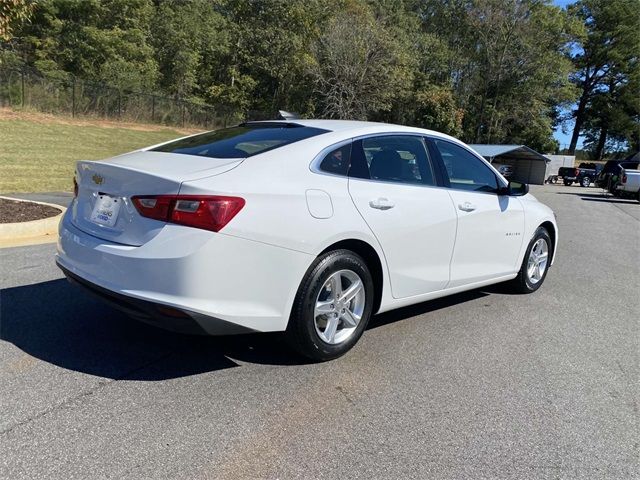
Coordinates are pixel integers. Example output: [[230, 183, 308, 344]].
[[574, 168, 579, 176], [73, 177, 78, 198], [622, 174, 627, 184], [131, 195, 245, 232]]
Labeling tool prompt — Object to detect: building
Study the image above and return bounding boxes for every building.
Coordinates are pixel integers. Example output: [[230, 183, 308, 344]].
[[469, 144, 551, 185]]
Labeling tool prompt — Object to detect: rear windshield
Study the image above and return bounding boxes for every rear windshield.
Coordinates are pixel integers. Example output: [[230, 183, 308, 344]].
[[151, 123, 329, 159]]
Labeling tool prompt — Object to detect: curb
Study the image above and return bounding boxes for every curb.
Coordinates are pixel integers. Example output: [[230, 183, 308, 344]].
[[0, 196, 66, 248]]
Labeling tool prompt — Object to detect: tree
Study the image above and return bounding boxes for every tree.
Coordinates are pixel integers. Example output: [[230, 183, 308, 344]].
[[310, 6, 412, 119], [0, 0, 34, 42], [567, 0, 640, 155]]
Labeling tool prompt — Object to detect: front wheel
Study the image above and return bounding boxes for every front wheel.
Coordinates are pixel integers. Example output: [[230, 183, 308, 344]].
[[508, 227, 552, 294], [581, 176, 591, 187], [286, 249, 374, 361]]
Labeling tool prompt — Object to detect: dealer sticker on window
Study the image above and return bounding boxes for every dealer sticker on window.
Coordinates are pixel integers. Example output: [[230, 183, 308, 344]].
[[90, 194, 121, 227]]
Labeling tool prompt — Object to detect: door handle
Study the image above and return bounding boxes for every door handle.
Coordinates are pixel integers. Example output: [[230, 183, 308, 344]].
[[458, 201, 476, 212], [369, 197, 395, 210]]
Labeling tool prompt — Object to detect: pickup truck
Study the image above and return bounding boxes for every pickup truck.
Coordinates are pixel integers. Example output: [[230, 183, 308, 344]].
[[615, 166, 640, 201], [558, 163, 602, 187], [597, 159, 640, 193]]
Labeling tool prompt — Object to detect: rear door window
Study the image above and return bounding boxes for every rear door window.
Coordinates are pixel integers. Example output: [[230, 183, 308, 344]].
[[152, 123, 329, 159], [349, 135, 436, 186]]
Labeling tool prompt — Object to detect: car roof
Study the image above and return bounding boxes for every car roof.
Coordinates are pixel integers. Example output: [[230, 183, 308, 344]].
[[245, 119, 450, 138]]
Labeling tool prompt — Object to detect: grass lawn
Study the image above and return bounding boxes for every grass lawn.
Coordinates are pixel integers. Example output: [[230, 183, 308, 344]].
[[0, 110, 200, 193]]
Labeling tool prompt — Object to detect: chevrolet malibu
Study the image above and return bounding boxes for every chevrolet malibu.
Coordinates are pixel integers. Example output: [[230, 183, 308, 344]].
[[56, 120, 558, 361]]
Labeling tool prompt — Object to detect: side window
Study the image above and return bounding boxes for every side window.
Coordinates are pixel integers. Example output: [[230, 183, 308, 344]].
[[433, 139, 498, 193], [349, 135, 435, 186], [318, 143, 351, 176]]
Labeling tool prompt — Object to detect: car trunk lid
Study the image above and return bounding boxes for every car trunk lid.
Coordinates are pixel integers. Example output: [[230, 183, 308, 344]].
[[71, 152, 242, 246]]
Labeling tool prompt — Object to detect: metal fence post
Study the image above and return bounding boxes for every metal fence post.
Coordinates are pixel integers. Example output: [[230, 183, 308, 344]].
[[21, 70, 25, 108], [71, 76, 76, 117]]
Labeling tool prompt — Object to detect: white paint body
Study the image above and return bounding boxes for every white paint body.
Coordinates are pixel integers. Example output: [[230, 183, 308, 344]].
[[56, 120, 558, 334], [616, 168, 640, 195]]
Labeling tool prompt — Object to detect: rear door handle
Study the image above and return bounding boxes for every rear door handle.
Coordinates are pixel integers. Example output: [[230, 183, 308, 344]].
[[369, 197, 395, 210], [458, 201, 476, 212]]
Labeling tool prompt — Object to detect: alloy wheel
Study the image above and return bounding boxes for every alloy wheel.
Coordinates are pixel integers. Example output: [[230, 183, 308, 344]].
[[526, 238, 549, 285], [314, 270, 366, 345]]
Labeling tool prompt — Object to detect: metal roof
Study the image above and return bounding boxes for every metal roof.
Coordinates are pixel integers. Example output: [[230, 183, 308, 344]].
[[469, 144, 550, 163]]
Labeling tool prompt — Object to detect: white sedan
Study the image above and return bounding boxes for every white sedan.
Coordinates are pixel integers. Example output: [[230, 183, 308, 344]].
[[56, 120, 558, 360]]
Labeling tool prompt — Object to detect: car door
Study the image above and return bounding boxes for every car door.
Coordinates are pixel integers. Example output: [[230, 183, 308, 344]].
[[347, 135, 457, 298], [428, 138, 525, 288]]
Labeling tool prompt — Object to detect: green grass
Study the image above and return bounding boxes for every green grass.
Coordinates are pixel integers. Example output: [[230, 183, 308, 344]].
[[0, 119, 191, 193]]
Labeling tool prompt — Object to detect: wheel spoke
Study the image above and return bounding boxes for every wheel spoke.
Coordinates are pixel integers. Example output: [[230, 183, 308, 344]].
[[315, 299, 334, 317], [341, 308, 359, 328], [340, 279, 362, 304], [323, 316, 339, 343], [329, 273, 342, 299]]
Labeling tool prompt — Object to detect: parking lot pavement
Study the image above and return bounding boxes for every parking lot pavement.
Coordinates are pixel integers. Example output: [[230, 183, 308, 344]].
[[0, 184, 638, 479]]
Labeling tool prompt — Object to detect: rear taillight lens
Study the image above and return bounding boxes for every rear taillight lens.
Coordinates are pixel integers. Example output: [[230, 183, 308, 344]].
[[575, 168, 579, 176], [622, 174, 627, 184], [131, 195, 245, 232], [73, 177, 78, 198]]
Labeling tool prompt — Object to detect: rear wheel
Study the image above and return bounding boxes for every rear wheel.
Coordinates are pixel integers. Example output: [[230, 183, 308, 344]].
[[286, 249, 374, 361], [508, 227, 552, 294], [581, 176, 591, 187], [563, 179, 572, 186]]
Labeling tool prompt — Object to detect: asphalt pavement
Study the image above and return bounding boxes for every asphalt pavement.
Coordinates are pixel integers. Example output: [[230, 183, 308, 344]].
[[1, 184, 638, 479]]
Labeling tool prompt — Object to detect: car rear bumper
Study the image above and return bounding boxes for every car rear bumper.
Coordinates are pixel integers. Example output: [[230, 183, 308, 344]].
[[56, 210, 313, 334]]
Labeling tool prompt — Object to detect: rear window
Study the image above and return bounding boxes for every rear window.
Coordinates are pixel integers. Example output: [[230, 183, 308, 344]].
[[152, 123, 329, 159]]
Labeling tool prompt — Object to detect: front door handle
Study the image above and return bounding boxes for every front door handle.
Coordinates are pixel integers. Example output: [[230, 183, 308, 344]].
[[369, 197, 395, 210], [458, 201, 476, 212]]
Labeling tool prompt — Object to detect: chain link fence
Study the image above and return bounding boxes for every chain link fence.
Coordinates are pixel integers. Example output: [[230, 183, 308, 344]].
[[0, 67, 239, 129]]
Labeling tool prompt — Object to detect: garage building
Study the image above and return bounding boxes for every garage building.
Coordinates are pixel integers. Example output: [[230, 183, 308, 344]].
[[469, 144, 550, 185]]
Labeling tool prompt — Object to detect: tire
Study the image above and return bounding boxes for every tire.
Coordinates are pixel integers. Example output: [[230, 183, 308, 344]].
[[508, 227, 552, 294], [551, 176, 558, 184], [581, 176, 591, 187], [286, 249, 374, 361], [563, 179, 572, 186], [637, 190, 640, 203]]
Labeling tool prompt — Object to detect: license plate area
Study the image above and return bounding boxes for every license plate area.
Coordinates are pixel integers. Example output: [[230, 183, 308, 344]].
[[90, 193, 121, 228]]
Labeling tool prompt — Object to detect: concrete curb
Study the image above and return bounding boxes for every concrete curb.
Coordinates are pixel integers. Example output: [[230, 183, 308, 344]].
[[0, 196, 66, 248]]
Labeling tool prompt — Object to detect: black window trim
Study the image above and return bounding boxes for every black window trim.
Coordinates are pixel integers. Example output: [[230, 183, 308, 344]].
[[425, 136, 508, 195], [311, 132, 448, 189]]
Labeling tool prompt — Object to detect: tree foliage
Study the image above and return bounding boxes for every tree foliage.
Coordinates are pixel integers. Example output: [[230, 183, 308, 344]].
[[2, 0, 636, 154], [567, 0, 640, 157]]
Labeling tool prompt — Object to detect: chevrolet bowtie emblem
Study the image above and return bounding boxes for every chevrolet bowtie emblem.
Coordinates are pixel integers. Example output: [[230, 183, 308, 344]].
[[92, 174, 104, 185]]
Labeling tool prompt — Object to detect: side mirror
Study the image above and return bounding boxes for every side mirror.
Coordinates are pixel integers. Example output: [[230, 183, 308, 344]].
[[498, 181, 529, 196]]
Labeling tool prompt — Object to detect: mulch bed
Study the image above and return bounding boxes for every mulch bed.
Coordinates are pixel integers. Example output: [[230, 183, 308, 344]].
[[0, 198, 61, 224]]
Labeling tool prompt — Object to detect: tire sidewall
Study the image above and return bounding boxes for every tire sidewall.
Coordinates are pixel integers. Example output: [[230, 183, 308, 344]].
[[521, 228, 552, 292], [291, 251, 374, 360], [581, 177, 591, 187]]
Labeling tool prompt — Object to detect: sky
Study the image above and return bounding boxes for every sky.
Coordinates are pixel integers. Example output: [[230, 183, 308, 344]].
[[552, 0, 582, 150]]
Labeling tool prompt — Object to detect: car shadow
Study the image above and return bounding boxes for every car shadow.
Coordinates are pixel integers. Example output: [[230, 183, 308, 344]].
[[555, 191, 638, 204], [0, 279, 306, 380], [368, 289, 488, 329], [1, 278, 493, 379]]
